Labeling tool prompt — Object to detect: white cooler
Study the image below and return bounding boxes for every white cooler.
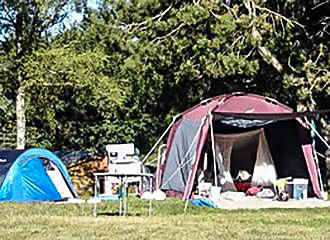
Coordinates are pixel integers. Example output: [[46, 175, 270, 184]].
[[289, 178, 308, 200]]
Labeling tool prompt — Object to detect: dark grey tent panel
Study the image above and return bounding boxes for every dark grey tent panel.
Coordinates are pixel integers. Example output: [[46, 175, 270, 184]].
[[0, 150, 25, 187], [264, 120, 315, 196], [264, 121, 310, 178], [214, 109, 330, 121], [161, 119, 202, 193], [55, 151, 93, 166], [213, 110, 330, 128]]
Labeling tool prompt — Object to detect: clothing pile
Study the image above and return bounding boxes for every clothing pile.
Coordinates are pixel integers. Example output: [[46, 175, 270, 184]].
[[234, 170, 276, 199]]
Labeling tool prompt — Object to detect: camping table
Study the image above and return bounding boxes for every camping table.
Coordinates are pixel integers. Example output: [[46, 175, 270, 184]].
[[93, 172, 153, 217]]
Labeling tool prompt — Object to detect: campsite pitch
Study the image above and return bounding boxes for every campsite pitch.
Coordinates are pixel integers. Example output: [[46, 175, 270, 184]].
[[1, 198, 330, 240]]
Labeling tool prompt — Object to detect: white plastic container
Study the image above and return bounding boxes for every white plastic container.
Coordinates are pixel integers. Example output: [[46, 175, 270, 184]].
[[292, 178, 308, 200], [197, 182, 212, 196], [210, 186, 221, 201], [321, 191, 328, 200]]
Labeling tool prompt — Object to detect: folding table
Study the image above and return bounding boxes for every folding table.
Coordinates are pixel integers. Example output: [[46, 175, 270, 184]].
[[93, 172, 153, 217]]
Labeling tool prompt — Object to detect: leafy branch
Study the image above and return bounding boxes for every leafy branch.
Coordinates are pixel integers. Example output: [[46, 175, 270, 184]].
[[120, 3, 172, 31]]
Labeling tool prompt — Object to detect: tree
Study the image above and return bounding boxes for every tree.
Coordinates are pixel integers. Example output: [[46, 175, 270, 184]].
[[23, 30, 126, 150], [1, 0, 328, 154], [0, 0, 77, 149], [95, 0, 329, 154], [277, 0, 330, 111]]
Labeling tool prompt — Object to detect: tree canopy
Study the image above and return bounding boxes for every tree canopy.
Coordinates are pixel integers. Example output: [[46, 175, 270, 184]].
[[0, 0, 329, 155]]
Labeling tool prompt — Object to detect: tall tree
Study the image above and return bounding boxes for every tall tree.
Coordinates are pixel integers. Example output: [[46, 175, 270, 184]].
[[97, 0, 329, 153], [23, 26, 126, 151], [0, 0, 75, 149], [1, 0, 328, 154]]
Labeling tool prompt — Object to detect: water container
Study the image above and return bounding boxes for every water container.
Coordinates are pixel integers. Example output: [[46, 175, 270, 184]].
[[293, 178, 308, 200], [210, 186, 221, 201]]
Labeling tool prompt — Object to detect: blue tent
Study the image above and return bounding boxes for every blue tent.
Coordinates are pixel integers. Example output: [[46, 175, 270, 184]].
[[0, 148, 78, 202]]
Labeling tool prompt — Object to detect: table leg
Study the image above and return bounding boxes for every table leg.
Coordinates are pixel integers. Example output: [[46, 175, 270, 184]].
[[123, 178, 128, 216], [93, 175, 98, 217], [93, 201, 97, 217], [149, 177, 152, 217], [119, 177, 123, 216]]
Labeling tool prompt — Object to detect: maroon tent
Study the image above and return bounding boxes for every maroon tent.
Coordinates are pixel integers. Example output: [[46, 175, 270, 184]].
[[156, 93, 323, 199]]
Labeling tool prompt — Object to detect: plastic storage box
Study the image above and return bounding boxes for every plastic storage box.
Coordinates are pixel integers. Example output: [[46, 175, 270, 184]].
[[290, 178, 308, 200]]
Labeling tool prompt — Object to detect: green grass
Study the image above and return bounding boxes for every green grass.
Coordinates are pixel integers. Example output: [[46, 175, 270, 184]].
[[1, 198, 330, 240]]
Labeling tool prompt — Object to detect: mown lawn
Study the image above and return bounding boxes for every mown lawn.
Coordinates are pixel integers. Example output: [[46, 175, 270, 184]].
[[1, 198, 329, 240]]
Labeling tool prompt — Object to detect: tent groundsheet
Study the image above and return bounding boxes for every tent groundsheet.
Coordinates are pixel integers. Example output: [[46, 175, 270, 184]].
[[214, 196, 330, 209]]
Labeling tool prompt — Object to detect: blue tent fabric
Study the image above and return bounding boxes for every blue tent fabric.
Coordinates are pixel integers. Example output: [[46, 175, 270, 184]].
[[0, 157, 62, 201], [0, 148, 77, 202]]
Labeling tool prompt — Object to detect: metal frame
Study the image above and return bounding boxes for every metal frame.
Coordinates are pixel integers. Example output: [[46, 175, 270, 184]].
[[93, 172, 154, 217]]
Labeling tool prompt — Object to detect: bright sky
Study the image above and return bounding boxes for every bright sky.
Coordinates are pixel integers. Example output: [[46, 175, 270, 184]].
[[67, 0, 99, 23], [0, 0, 100, 40], [58, 0, 99, 32]]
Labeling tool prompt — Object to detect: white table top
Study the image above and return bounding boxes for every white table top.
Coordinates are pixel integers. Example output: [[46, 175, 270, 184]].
[[93, 172, 154, 178]]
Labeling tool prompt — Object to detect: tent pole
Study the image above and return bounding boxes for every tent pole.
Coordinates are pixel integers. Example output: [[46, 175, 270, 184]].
[[305, 118, 330, 150], [142, 114, 180, 163], [184, 197, 189, 213], [316, 151, 326, 159], [304, 118, 326, 199], [209, 111, 218, 186], [155, 144, 166, 190]]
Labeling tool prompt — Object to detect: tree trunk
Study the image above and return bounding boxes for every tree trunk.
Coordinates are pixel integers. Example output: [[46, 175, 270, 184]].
[[15, 22, 26, 149], [16, 79, 26, 149]]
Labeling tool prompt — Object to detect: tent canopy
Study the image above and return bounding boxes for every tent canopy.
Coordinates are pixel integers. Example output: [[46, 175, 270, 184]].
[[158, 93, 324, 199]]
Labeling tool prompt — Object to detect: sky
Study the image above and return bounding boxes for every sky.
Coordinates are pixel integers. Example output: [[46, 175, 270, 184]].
[[55, 0, 100, 33], [67, 0, 99, 23], [0, 0, 100, 41]]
